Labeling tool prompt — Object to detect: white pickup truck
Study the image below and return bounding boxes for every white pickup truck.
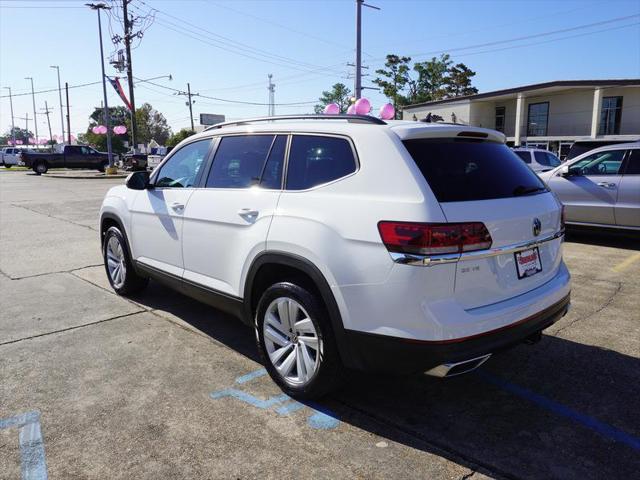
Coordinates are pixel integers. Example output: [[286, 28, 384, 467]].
[[1, 147, 26, 168]]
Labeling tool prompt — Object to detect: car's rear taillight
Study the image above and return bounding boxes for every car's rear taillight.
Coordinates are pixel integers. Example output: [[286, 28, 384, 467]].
[[378, 221, 492, 256]]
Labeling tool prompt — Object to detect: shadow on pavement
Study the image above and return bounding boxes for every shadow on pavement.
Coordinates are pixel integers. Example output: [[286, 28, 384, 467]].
[[132, 280, 640, 479], [566, 226, 640, 251]]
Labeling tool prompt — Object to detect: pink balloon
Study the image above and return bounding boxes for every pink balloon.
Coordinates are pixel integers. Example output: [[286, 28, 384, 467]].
[[323, 103, 339, 115], [16, 140, 23, 145], [114, 125, 127, 135], [346, 104, 357, 115], [99, 125, 108, 134], [92, 126, 101, 134], [379, 103, 395, 120], [354, 97, 371, 115]]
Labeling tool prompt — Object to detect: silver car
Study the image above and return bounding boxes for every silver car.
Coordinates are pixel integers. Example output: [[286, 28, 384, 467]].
[[540, 143, 640, 230]]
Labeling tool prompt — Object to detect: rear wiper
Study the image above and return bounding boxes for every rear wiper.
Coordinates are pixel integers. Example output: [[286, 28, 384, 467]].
[[513, 185, 546, 196]]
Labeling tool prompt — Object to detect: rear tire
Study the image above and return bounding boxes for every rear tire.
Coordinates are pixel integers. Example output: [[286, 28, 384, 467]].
[[97, 161, 108, 172], [102, 226, 148, 295], [4, 164, 11, 169], [255, 282, 344, 399], [34, 162, 48, 174]]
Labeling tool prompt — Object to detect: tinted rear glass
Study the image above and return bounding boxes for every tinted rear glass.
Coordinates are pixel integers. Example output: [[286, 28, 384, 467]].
[[403, 139, 547, 202], [514, 151, 531, 163]]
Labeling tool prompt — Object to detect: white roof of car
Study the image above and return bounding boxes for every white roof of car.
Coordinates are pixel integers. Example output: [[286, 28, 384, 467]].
[[191, 116, 506, 144]]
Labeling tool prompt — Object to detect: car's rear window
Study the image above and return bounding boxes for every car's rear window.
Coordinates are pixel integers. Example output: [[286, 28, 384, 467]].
[[402, 139, 547, 202]]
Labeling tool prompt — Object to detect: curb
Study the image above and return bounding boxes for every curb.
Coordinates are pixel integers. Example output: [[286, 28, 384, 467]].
[[44, 173, 128, 179]]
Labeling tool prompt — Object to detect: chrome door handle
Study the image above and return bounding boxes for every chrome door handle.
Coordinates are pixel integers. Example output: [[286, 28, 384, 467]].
[[597, 182, 616, 189], [170, 202, 185, 211], [238, 208, 259, 222]]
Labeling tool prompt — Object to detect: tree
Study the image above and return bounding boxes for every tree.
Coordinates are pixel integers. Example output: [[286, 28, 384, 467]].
[[166, 128, 195, 148], [314, 83, 353, 114], [412, 54, 453, 103], [135, 103, 171, 145], [445, 63, 479, 98], [1, 127, 34, 145], [372, 55, 412, 118]]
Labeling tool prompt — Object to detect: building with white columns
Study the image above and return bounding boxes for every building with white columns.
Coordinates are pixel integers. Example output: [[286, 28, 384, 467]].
[[402, 79, 640, 158]]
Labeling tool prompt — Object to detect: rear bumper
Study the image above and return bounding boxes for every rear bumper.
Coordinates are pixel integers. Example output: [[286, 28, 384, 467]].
[[342, 293, 570, 373]]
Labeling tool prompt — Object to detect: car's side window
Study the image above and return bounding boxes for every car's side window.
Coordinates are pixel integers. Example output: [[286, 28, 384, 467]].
[[545, 152, 561, 167], [515, 151, 531, 164], [155, 139, 211, 188], [569, 150, 625, 176], [623, 150, 640, 174], [286, 135, 356, 190], [206, 135, 276, 189], [534, 151, 550, 166], [260, 135, 286, 189]]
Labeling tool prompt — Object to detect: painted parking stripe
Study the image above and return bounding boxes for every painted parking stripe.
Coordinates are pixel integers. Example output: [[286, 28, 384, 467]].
[[0, 410, 48, 480], [477, 371, 640, 451], [235, 368, 267, 384], [612, 252, 640, 273]]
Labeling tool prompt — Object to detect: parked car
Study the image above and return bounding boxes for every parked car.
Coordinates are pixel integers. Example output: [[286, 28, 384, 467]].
[[100, 114, 571, 398], [121, 153, 148, 171], [19, 144, 109, 174], [539, 142, 639, 230], [513, 148, 561, 173], [1, 147, 26, 167], [565, 138, 640, 160]]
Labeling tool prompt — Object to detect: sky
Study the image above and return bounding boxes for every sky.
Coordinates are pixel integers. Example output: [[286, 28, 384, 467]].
[[1, 0, 639, 141]]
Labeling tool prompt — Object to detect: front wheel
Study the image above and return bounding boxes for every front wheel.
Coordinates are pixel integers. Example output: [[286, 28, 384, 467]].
[[255, 282, 344, 399], [102, 226, 148, 295]]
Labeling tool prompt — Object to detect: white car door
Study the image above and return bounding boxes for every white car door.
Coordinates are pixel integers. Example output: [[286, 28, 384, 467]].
[[130, 139, 213, 277], [181, 134, 286, 297]]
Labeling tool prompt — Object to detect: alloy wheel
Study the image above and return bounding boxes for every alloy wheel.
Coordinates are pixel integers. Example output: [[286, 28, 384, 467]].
[[263, 297, 321, 386], [106, 235, 127, 289]]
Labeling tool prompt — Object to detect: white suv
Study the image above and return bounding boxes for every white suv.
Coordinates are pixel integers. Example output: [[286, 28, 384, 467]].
[[99, 115, 571, 398], [513, 147, 562, 173]]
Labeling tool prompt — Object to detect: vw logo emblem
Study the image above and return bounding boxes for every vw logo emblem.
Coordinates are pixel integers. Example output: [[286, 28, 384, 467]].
[[532, 218, 542, 236]]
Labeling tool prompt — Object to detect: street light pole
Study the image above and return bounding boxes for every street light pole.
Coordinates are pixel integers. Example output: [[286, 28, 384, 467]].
[[50, 66, 65, 143], [41, 101, 54, 146], [87, 2, 114, 172], [24, 77, 38, 147], [3, 87, 16, 145]]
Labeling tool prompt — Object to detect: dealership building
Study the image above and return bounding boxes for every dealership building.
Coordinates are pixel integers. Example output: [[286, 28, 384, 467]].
[[402, 79, 640, 158]]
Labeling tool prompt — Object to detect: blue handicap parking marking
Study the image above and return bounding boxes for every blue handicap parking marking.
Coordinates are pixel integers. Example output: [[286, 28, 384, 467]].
[[210, 369, 341, 430], [477, 371, 640, 451], [0, 410, 49, 480]]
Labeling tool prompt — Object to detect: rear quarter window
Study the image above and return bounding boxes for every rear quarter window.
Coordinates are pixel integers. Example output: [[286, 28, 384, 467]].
[[286, 135, 356, 190], [403, 139, 547, 202]]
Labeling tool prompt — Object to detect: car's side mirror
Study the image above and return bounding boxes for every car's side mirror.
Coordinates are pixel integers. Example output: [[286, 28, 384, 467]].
[[126, 170, 151, 190], [559, 165, 580, 178]]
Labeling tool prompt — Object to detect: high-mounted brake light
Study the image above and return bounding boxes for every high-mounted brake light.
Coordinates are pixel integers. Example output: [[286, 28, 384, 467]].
[[378, 221, 492, 256]]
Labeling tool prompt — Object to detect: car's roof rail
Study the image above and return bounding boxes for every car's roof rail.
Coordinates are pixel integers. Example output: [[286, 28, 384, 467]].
[[204, 114, 387, 130]]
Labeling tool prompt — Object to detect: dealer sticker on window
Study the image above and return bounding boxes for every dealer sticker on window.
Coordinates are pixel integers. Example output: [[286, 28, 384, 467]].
[[515, 247, 542, 279]]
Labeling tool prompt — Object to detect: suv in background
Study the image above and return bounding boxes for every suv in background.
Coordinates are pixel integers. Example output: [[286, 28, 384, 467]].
[[539, 142, 640, 230], [513, 148, 561, 173], [1, 147, 24, 167], [100, 115, 571, 398]]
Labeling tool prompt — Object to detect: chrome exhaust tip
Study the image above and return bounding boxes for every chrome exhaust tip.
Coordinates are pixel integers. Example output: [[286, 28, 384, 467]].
[[425, 354, 492, 378]]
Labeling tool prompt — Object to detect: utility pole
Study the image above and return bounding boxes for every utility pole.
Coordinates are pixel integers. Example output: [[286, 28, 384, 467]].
[[177, 84, 197, 131], [65, 82, 71, 144], [3, 87, 15, 145], [41, 101, 54, 145], [267, 74, 275, 116], [50, 66, 65, 142], [122, 0, 138, 150], [87, 2, 114, 171], [354, 0, 379, 99], [16, 114, 31, 145], [24, 77, 38, 146]]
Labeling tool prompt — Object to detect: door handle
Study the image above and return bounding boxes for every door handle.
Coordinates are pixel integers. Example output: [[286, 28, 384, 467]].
[[238, 208, 259, 222], [597, 182, 616, 189], [170, 202, 185, 211]]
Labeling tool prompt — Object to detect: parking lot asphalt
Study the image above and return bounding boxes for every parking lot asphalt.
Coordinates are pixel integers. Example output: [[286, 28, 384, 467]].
[[1, 170, 638, 479]]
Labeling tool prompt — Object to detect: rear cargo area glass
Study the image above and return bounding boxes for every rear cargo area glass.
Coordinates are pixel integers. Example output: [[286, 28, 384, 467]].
[[403, 139, 546, 202]]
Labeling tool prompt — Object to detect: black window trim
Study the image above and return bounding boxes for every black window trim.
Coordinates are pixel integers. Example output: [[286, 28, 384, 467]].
[[150, 137, 216, 188], [620, 149, 639, 175], [282, 132, 360, 192], [599, 96, 623, 136], [495, 106, 506, 133], [527, 101, 549, 137]]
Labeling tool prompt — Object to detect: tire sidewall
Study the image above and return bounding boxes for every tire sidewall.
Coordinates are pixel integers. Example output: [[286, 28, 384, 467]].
[[102, 226, 136, 295], [255, 282, 338, 399]]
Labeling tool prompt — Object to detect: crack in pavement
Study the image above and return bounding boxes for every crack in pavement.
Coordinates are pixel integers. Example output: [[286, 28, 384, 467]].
[[2, 264, 105, 281], [0, 310, 145, 347], [9, 202, 98, 232], [460, 471, 477, 480]]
